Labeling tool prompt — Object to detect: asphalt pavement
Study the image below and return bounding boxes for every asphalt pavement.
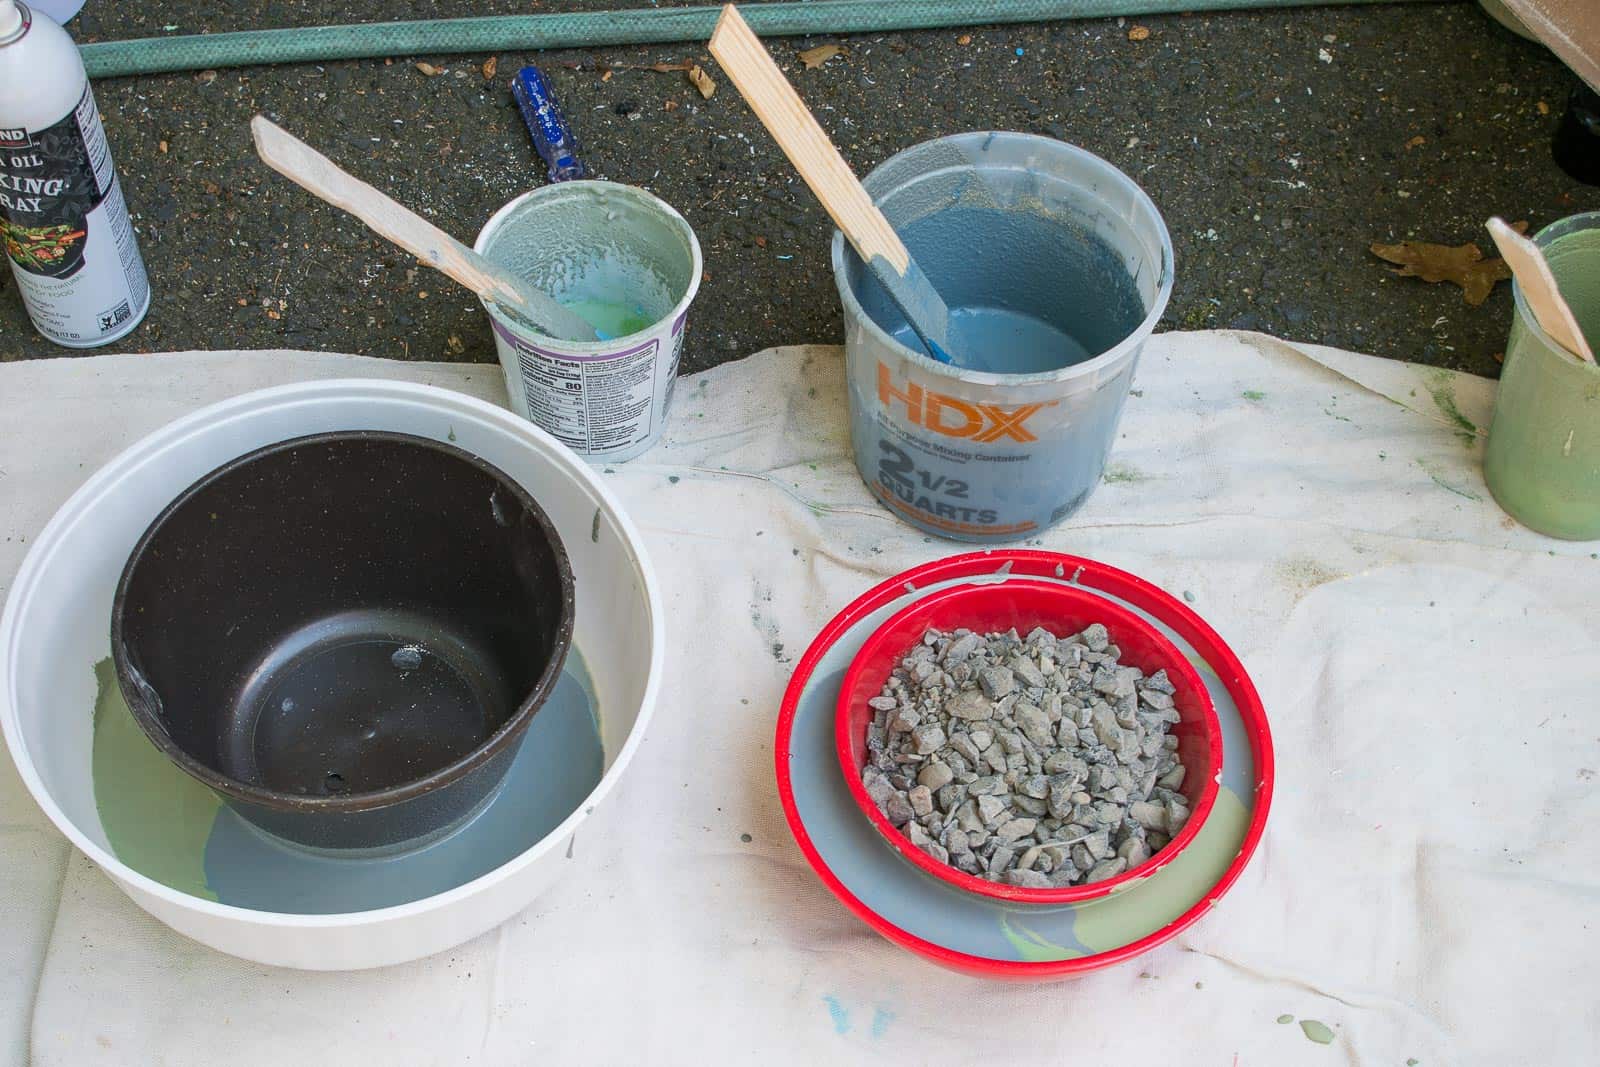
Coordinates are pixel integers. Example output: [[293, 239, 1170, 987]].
[[1, 0, 1595, 377]]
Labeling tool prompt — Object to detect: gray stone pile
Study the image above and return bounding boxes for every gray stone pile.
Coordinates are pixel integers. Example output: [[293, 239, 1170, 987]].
[[859, 623, 1192, 889]]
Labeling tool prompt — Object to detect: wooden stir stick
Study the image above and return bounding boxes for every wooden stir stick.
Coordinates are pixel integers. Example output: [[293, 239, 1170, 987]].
[[709, 5, 961, 366], [1487, 216, 1596, 364], [250, 116, 597, 342]]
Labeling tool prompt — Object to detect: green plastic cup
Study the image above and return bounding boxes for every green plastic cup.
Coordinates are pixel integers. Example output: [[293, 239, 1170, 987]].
[[1483, 212, 1600, 540]]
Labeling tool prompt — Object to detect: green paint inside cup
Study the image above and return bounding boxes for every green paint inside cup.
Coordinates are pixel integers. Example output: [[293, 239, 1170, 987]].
[[1484, 213, 1600, 540]]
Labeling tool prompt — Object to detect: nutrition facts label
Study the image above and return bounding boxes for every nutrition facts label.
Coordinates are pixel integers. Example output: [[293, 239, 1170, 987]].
[[510, 335, 660, 454]]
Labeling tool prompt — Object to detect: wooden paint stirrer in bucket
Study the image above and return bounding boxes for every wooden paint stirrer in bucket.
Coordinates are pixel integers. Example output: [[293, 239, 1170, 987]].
[[709, 4, 965, 367], [1487, 216, 1597, 364]]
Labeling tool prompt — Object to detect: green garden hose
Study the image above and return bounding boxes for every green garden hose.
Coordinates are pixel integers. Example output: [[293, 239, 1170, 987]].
[[80, 0, 1441, 79]]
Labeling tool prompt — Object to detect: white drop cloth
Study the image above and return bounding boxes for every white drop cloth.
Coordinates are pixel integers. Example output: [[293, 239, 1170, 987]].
[[1, 333, 1595, 1066]]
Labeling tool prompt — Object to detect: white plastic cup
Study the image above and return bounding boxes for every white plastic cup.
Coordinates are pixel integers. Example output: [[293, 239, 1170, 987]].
[[475, 181, 702, 463]]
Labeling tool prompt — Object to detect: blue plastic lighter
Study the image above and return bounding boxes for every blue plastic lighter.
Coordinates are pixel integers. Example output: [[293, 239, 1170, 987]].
[[511, 65, 587, 183]]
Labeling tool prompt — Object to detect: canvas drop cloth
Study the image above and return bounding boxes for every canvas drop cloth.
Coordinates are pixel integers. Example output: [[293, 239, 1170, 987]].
[[1, 332, 1596, 1066]]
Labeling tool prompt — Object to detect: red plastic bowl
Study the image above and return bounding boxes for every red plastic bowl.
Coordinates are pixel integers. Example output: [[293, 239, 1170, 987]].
[[835, 577, 1222, 906]]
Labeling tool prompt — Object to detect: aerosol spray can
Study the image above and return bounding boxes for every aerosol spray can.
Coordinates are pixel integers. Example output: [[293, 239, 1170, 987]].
[[0, 0, 149, 346]]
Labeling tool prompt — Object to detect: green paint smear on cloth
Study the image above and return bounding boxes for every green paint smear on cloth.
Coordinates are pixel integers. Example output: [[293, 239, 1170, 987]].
[[1425, 369, 1479, 443], [1299, 1019, 1335, 1045], [92, 657, 220, 900], [1073, 787, 1250, 953]]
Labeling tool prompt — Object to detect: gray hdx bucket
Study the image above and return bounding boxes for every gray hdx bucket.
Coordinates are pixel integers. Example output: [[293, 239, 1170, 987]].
[[832, 132, 1174, 543]]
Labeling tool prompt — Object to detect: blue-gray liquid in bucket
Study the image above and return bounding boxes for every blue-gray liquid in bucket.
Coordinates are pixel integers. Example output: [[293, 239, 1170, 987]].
[[856, 206, 1145, 373], [843, 203, 1154, 543]]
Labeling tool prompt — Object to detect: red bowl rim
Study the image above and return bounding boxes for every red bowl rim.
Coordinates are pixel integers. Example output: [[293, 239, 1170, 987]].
[[833, 577, 1222, 905], [775, 550, 1275, 978]]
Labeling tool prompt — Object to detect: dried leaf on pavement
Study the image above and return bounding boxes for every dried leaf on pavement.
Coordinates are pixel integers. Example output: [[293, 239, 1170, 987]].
[[798, 44, 844, 69], [689, 64, 716, 99], [481, 56, 497, 80], [1370, 223, 1527, 307], [1128, 26, 1151, 41]]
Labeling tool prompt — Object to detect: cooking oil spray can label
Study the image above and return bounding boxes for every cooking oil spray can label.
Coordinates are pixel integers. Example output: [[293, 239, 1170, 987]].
[[1, 84, 149, 346]]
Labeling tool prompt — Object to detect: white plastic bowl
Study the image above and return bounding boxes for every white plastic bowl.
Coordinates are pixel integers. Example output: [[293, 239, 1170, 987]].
[[0, 379, 663, 970]]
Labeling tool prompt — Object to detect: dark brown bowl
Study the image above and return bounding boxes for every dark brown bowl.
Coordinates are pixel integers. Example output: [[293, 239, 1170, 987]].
[[111, 430, 575, 852]]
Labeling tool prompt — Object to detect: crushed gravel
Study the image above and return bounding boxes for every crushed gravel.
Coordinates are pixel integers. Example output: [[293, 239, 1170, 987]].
[[861, 623, 1191, 888]]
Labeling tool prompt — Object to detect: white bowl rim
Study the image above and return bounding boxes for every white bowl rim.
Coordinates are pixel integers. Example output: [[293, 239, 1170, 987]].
[[0, 377, 665, 929]]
